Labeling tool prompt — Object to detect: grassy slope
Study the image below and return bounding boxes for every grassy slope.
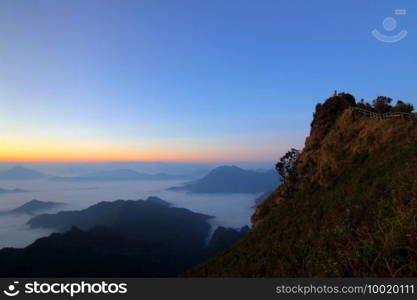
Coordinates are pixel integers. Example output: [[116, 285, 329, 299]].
[[185, 105, 417, 277]]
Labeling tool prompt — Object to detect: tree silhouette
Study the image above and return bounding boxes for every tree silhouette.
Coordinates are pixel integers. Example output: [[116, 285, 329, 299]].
[[372, 96, 393, 113], [357, 97, 415, 114], [275, 148, 300, 180], [391, 100, 414, 113]]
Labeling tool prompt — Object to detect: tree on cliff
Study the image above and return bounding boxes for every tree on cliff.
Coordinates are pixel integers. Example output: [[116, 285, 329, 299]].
[[357, 97, 414, 114], [391, 100, 414, 113], [372, 96, 393, 113], [275, 148, 300, 181]]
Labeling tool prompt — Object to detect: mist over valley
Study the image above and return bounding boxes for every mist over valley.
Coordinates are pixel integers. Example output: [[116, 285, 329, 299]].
[[0, 163, 271, 251]]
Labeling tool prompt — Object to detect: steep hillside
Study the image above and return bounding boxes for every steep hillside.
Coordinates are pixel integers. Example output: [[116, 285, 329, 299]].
[[185, 94, 417, 277]]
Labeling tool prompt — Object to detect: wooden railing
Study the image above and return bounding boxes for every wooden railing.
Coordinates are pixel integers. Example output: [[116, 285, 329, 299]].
[[350, 107, 417, 120]]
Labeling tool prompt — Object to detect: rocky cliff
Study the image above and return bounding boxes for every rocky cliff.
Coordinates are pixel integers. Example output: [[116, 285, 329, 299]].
[[185, 93, 417, 277]]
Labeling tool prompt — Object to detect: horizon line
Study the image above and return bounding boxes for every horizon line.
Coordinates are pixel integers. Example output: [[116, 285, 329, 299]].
[[0, 159, 275, 164]]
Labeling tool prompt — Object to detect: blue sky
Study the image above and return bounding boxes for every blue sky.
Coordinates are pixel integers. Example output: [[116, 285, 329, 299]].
[[0, 0, 416, 162]]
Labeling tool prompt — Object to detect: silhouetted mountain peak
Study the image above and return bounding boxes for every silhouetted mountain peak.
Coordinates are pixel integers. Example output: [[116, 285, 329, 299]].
[[169, 165, 280, 194], [209, 165, 242, 173], [145, 196, 172, 206], [11, 199, 65, 215]]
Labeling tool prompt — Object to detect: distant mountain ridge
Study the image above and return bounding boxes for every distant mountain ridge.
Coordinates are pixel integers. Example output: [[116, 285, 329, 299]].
[[50, 169, 187, 182], [0, 200, 66, 216], [169, 166, 280, 194], [0, 188, 29, 194], [0, 167, 46, 180], [13, 200, 65, 215], [27, 196, 212, 234]]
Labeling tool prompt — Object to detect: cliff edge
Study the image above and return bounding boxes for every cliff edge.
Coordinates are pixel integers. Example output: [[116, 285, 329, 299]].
[[185, 93, 417, 277]]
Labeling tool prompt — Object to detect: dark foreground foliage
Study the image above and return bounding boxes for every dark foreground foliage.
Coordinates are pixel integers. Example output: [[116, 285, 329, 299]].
[[0, 197, 249, 277], [357, 96, 414, 114]]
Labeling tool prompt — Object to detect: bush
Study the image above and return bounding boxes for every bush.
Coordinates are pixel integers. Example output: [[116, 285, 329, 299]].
[[357, 97, 414, 114], [390, 100, 415, 113], [372, 96, 393, 113], [357, 99, 374, 111]]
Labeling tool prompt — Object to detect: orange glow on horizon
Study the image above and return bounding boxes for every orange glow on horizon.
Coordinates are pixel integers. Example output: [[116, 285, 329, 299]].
[[0, 138, 270, 163], [0, 154, 252, 164], [0, 154, 266, 164]]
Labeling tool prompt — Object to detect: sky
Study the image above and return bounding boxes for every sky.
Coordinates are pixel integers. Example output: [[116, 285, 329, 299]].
[[0, 0, 416, 163]]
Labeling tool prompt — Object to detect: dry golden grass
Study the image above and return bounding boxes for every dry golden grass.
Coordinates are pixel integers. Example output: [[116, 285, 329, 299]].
[[185, 95, 417, 277]]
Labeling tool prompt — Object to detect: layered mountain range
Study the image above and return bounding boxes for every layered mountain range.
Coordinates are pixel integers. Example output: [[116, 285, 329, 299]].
[[0, 197, 249, 277]]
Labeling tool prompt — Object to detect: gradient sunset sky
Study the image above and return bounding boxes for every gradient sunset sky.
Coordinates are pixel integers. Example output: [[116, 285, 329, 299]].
[[1, 0, 416, 163]]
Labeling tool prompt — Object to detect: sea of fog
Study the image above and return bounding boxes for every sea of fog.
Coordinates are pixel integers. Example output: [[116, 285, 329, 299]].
[[0, 179, 260, 249]]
